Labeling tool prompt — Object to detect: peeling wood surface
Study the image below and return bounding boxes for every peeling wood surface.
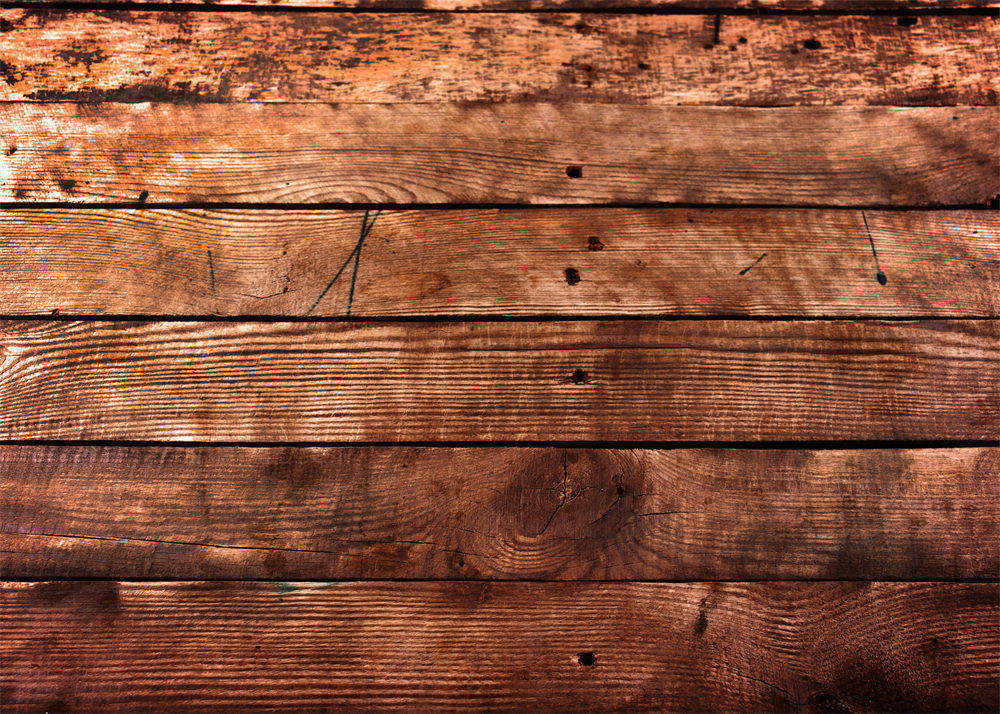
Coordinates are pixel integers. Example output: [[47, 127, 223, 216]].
[[1, 12, 996, 105], [1, 208, 997, 316], [3, 104, 997, 206], [0, 319, 995, 441], [3, 580, 998, 712], [8, 0, 999, 8], [2, 446, 997, 580]]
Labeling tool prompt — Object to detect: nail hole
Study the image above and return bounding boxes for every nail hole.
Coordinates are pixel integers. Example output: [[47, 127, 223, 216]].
[[137, 190, 149, 203], [57, 178, 76, 193], [577, 651, 596, 666], [564, 267, 581, 285], [615, 484, 625, 496], [569, 368, 588, 384], [586, 236, 604, 251], [876, 271, 887, 285], [897, 16, 918, 27], [4, 145, 15, 156], [738, 36, 748, 44], [565, 165, 583, 179], [802, 38, 822, 50]]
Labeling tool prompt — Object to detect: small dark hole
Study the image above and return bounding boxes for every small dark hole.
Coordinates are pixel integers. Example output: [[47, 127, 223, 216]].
[[876, 271, 888, 285], [137, 190, 149, 203], [565, 165, 583, 179], [586, 236, 604, 251], [897, 16, 918, 27], [569, 368, 588, 384], [4, 145, 15, 156], [738, 36, 748, 44], [728, 44, 737, 51], [577, 651, 596, 666], [57, 178, 76, 193], [615, 484, 625, 496], [802, 38, 822, 50], [564, 267, 581, 285], [637, 61, 650, 70]]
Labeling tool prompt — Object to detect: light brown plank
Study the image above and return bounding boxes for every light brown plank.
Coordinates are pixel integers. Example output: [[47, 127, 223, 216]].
[[2, 581, 997, 712], [0, 319, 995, 441], [1, 208, 997, 317], [1, 12, 995, 105], [2, 446, 996, 580], [3, 104, 997, 205], [7, 0, 998, 8]]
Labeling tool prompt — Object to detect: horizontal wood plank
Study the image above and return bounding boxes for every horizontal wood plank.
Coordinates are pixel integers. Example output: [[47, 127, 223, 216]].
[[3, 104, 997, 206], [2, 445, 996, 580], [1, 208, 997, 317], [0, 319, 995, 441], [7, 0, 999, 8], [2, 581, 997, 711], [1, 12, 995, 105]]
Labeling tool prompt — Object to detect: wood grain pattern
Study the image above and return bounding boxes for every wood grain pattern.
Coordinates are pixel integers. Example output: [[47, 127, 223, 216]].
[[8, 0, 998, 8], [1, 208, 997, 317], [4, 104, 997, 206], [2, 581, 997, 712], [2, 445, 996, 580], [0, 319, 995, 441], [1, 11, 995, 105]]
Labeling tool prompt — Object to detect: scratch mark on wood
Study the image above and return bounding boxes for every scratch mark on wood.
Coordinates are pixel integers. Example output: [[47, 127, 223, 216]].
[[306, 210, 381, 315], [207, 249, 215, 292], [738, 252, 768, 276], [862, 211, 888, 285]]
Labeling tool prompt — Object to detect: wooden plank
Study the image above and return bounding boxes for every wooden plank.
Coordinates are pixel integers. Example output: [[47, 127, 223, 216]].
[[1, 12, 995, 105], [2, 581, 997, 712], [2, 445, 996, 580], [1, 208, 997, 317], [0, 319, 995, 441], [3, 105, 997, 206], [7, 0, 999, 9]]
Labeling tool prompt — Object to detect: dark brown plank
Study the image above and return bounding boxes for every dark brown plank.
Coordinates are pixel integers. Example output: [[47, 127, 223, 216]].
[[2, 446, 996, 580], [0, 319, 995, 441], [3, 104, 996, 206], [8, 0, 998, 8], [1, 208, 997, 316], [2, 581, 997, 712], [1, 12, 995, 105]]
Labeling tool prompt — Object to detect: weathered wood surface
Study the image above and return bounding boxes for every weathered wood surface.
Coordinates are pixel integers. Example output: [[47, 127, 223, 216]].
[[8, 0, 998, 8], [0, 319, 995, 441], [2, 581, 997, 712], [2, 445, 996, 580], [1, 12, 995, 105], [3, 104, 996, 206], [1, 208, 997, 317]]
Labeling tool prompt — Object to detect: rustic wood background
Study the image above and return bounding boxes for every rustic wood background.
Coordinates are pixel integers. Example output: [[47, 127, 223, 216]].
[[0, 0, 997, 710]]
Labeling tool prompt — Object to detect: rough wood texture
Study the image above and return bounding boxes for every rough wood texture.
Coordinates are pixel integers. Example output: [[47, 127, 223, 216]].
[[8, 0, 999, 8], [0, 319, 995, 441], [3, 104, 997, 206], [1, 208, 996, 317], [3, 581, 997, 712], [1, 12, 995, 105], [2, 445, 997, 580]]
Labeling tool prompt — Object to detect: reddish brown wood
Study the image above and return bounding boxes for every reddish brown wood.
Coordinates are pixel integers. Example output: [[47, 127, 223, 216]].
[[2, 581, 997, 712], [7, 0, 998, 8], [0, 319, 995, 441], [2, 445, 996, 580], [0, 209, 997, 316], [1, 12, 995, 105], [3, 104, 997, 205]]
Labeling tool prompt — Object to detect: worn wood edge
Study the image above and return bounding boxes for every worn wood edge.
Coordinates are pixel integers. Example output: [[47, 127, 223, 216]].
[[1, 11, 996, 105], [0, 208, 997, 317], [4, 0, 999, 9], [0, 319, 996, 441], [3, 104, 997, 206], [2, 580, 997, 712], [2, 445, 996, 580]]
